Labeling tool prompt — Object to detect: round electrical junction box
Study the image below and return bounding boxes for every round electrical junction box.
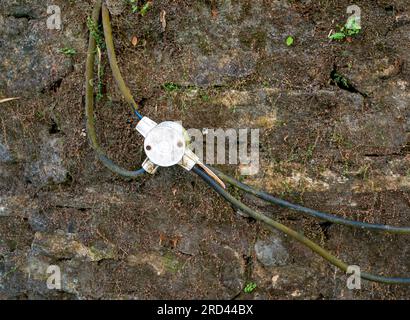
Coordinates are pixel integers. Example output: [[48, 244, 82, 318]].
[[143, 121, 186, 167]]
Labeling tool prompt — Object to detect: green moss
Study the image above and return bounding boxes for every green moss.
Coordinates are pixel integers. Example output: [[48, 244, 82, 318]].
[[197, 35, 212, 55], [331, 131, 353, 149], [127, 0, 152, 16], [239, 28, 267, 50], [357, 164, 371, 180], [88, 244, 116, 261], [87, 17, 105, 50], [200, 91, 211, 102], [331, 71, 349, 88], [2, 266, 18, 279], [59, 47, 77, 57], [239, 2, 252, 22], [35, 110, 45, 120], [6, 239, 18, 251], [162, 252, 182, 273], [163, 82, 182, 92], [89, 246, 105, 261], [305, 143, 316, 162]]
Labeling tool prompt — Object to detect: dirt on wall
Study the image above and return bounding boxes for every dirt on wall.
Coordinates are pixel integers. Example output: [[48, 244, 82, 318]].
[[0, 0, 409, 299]]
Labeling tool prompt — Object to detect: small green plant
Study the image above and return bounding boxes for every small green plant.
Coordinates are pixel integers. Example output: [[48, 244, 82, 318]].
[[331, 131, 353, 149], [87, 17, 105, 49], [200, 92, 210, 102], [35, 110, 45, 120], [244, 282, 257, 293], [87, 16, 106, 100], [357, 164, 370, 180], [163, 82, 181, 92], [331, 71, 349, 88], [305, 143, 316, 162], [280, 180, 294, 197], [139, 1, 151, 16], [2, 266, 18, 279], [127, 0, 152, 16], [286, 36, 294, 46], [342, 160, 351, 177], [329, 17, 361, 41], [128, 0, 139, 13], [330, 69, 359, 94], [96, 61, 104, 101], [59, 47, 76, 57]]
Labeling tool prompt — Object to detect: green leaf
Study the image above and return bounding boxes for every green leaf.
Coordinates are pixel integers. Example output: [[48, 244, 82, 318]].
[[244, 282, 257, 293], [346, 26, 360, 36], [59, 47, 76, 57], [329, 32, 346, 40], [328, 15, 362, 41], [345, 17, 361, 32], [139, 2, 151, 16], [286, 36, 294, 46], [163, 82, 181, 92]]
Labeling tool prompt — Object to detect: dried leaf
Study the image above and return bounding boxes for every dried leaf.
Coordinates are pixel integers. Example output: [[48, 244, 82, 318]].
[[0, 97, 20, 104], [160, 10, 166, 32], [131, 36, 138, 46], [211, 8, 218, 18]]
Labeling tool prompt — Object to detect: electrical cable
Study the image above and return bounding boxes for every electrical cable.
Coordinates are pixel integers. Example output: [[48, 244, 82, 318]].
[[207, 166, 410, 234], [86, 1, 410, 285], [85, 0, 145, 178], [193, 165, 410, 284], [101, 4, 143, 120]]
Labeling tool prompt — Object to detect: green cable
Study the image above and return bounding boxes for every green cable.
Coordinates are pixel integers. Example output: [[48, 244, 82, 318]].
[[85, 0, 145, 178], [89, 1, 410, 284], [101, 4, 143, 119], [208, 166, 410, 234], [193, 166, 410, 284]]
